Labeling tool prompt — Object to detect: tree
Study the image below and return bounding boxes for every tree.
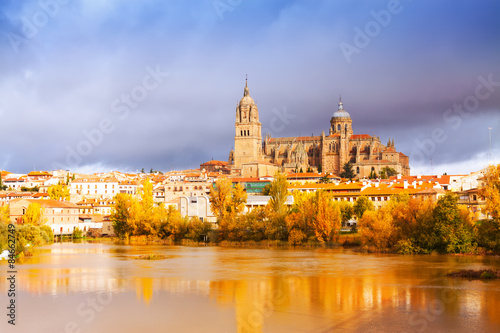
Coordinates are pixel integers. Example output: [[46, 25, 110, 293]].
[[480, 164, 500, 221], [317, 163, 322, 173], [48, 184, 70, 200], [358, 206, 395, 250], [268, 172, 289, 216], [0, 172, 6, 191], [111, 193, 134, 239], [311, 191, 342, 243], [261, 183, 271, 195], [353, 196, 374, 220], [23, 203, 44, 226], [209, 177, 233, 221], [432, 193, 476, 253], [319, 175, 331, 184], [379, 167, 397, 179], [227, 183, 247, 217], [0, 205, 10, 224], [339, 162, 356, 180], [369, 169, 378, 179]]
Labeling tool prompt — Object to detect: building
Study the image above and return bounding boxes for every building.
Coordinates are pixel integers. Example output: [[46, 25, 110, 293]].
[[229, 80, 410, 179], [69, 177, 119, 198], [9, 198, 95, 235]]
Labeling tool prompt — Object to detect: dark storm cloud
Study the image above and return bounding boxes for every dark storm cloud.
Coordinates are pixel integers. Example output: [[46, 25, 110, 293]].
[[0, 0, 498, 174]]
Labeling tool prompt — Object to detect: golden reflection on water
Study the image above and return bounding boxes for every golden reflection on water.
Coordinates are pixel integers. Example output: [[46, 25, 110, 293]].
[[1, 243, 500, 332]]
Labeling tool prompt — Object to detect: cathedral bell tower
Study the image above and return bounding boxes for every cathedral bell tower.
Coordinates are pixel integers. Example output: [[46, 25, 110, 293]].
[[232, 79, 262, 168], [329, 97, 353, 167]]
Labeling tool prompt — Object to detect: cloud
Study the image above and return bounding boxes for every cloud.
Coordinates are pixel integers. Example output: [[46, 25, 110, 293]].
[[0, 0, 498, 175]]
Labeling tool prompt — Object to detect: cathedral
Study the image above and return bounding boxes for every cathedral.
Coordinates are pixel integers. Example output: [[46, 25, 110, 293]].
[[229, 80, 410, 179]]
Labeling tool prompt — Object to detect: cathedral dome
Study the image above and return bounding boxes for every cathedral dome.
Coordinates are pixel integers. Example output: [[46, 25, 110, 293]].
[[332, 98, 351, 118], [239, 80, 255, 107]]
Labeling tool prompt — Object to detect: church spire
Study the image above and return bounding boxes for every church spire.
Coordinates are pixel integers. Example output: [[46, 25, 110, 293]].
[[338, 95, 343, 110], [244, 75, 249, 97]]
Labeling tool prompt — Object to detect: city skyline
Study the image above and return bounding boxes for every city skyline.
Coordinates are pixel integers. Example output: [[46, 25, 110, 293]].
[[1, 0, 499, 175]]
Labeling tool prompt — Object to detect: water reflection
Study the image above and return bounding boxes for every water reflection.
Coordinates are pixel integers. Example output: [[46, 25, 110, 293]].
[[1, 243, 499, 332]]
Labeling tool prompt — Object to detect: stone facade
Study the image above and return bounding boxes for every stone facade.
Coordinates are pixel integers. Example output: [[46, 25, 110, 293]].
[[230, 81, 410, 178]]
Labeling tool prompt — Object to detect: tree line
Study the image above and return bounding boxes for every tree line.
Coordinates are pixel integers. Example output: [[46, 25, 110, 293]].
[[111, 165, 500, 253]]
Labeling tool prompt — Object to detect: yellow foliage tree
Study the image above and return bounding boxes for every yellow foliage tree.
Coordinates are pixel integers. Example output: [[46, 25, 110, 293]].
[[48, 184, 70, 200], [358, 206, 394, 250], [227, 183, 248, 217], [209, 177, 233, 220], [312, 191, 342, 243], [481, 164, 500, 221], [22, 203, 45, 226], [0, 205, 10, 225]]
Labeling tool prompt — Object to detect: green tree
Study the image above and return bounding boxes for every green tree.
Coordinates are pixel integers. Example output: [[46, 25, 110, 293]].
[[319, 175, 331, 184], [379, 167, 398, 179], [369, 169, 378, 179], [353, 196, 374, 220], [432, 193, 476, 253], [261, 183, 271, 195], [317, 163, 322, 173], [23, 203, 45, 226], [339, 162, 356, 180], [111, 193, 134, 239], [48, 184, 70, 200]]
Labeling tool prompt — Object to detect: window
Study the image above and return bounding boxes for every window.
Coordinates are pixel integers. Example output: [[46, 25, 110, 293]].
[[337, 124, 341, 131], [356, 167, 360, 174]]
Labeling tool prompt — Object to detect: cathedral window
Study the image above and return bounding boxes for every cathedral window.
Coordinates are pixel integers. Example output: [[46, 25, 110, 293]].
[[337, 124, 341, 131], [356, 167, 360, 174]]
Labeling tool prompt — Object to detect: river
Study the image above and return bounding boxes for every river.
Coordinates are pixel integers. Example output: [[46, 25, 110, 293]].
[[1, 242, 499, 332]]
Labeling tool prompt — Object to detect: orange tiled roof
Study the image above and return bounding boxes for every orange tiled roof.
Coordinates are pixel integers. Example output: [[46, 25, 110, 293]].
[[350, 134, 371, 139]]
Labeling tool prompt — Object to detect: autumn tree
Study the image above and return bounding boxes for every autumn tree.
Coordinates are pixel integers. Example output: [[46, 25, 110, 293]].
[[0, 205, 10, 225], [227, 183, 248, 217], [268, 172, 289, 216], [48, 184, 70, 201], [480, 164, 500, 221], [353, 196, 374, 220], [311, 191, 342, 243], [23, 203, 45, 226], [358, 206, 395, 250], [209, 177, 233, 221]]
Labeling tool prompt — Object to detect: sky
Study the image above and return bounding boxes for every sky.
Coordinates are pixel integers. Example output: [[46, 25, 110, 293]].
[[0, 0, 499, 175]]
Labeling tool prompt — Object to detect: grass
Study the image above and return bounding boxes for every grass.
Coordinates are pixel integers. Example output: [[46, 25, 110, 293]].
[[446, 269, 500, 279], [136, 254, 168, 260]]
